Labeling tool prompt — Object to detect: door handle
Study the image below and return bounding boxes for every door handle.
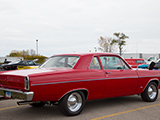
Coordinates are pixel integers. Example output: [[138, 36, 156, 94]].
[[106, 72, 111, 74]]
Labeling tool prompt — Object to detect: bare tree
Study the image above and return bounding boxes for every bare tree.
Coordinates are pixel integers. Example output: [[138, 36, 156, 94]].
[[98, 36, 116, 53], [30, 49, 36, 56]]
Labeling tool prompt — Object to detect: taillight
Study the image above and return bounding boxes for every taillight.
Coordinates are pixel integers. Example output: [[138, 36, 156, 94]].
[[24, 76, 29, 90]]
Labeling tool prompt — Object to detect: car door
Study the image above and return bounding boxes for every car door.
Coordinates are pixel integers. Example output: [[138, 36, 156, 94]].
[[87, 56, 106, 99], [99, 56, 139, 96]]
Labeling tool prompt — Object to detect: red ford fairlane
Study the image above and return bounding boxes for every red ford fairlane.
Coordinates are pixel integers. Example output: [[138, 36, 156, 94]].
[[0, 53, 160, 116]]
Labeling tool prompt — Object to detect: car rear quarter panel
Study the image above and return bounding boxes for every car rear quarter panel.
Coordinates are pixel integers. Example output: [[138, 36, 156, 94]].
[[29, 69, 105, 101]]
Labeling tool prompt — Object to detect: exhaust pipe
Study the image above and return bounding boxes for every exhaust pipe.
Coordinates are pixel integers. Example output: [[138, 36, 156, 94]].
[[0, 97, 6, 101], [17, 101, 33, 105]]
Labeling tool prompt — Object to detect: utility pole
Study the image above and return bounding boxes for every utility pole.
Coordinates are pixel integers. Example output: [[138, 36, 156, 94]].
[[36, 39, 38, 55]]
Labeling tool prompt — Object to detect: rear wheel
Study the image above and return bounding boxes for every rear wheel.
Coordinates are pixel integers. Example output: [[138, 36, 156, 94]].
[[59, 91, 86, 116], [141, 82, 158, 102]]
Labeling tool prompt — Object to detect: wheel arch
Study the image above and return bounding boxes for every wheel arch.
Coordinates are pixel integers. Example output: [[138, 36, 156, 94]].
[[142, 79, 159, 93], [58, 88, 89, 101]]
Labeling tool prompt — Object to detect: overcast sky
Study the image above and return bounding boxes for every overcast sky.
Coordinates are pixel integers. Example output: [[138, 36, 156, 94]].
[[0, 0, 160, 57]]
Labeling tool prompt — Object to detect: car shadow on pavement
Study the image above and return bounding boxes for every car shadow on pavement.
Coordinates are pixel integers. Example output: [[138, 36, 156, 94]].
[[84, 95, 143, 112]]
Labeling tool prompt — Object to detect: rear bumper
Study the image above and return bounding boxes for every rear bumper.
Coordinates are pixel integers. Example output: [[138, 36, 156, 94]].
[[0, 88, 34, 101]]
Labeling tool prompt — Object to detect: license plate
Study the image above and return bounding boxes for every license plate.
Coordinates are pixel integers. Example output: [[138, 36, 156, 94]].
[[5, 91, 11, 99]]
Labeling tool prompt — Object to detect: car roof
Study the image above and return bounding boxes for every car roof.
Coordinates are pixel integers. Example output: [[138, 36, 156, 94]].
[[50, 53, 125, 69], [51, 53, 119, 57]]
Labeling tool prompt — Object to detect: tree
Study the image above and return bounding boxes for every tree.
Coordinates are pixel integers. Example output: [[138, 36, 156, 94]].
[[98, 36, 116, 53], [112, 32, 129, 56], [7, 49, 47, 64], [30, 49, 36, 56], [9, 50, 23, 57]]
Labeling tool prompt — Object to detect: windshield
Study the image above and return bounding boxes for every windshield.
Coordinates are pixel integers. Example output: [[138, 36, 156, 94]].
[[40, 56, 80, 69]]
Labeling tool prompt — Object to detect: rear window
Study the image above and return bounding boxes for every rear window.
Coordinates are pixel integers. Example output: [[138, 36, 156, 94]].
[[40, 56, 80, 68]]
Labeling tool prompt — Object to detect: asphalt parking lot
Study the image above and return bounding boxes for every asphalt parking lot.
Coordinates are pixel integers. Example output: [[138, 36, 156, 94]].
[[0, 91, 160, 120]]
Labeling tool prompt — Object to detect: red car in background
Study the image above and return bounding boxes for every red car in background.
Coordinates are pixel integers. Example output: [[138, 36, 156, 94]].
[[125, 58, 146, 68], [0, 53, 160, 116]]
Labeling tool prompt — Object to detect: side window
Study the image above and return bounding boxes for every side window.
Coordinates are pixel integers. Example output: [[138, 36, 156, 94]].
[[100, 56, 130, 70], [22, 61, 27, 65], [89, 57, 101, 70], [28, 61, 35, 65], [136, 60, 144, 64]]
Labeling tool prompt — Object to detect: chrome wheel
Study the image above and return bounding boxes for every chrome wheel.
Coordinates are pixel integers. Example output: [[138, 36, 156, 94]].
[[141, 82, 158, 102], [59, 91, 86, 116], [67, 92, 82, 112], [148, 85, 157, 100]]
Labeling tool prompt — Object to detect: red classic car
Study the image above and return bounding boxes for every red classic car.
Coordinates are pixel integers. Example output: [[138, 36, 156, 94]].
[[0, 53, 160, 116]]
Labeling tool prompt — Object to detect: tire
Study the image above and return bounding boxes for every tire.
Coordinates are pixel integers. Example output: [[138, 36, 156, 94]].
[[58, 91, 86, 116], [30, 102, 46, 107], [141, 82, 158, 102], [148, 62, 155, 70]]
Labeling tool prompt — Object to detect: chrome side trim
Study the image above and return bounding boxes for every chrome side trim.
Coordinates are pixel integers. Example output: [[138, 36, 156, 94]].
[[138, 75, 160, 78], [31, 76, 139, 86], [0, 88, 34, 101], [31, 75, 160, 87]]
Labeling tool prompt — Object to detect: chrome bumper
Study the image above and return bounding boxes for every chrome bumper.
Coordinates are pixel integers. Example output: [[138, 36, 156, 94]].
[[0, 88, 34, 101]]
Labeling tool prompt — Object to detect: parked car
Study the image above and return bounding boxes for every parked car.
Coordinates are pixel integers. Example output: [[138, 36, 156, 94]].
[[17, 65, 39, 70], [148, 59, 160, 70], [138, 64, 149, 69], [0, 60, 39, 70], [146, 56, 158, 64], [125, 58, 146, 68], [138, 59, 160, 70], [0, 53, 160, 116], [3, 59, 11, 64]]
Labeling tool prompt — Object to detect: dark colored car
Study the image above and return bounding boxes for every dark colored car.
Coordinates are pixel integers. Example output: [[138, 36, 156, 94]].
[[153, 59, 160, 69], [0, 60, 39, 70]]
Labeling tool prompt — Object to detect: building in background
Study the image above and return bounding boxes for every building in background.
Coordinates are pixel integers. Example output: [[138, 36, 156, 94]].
[[121, 53, 160, 60]]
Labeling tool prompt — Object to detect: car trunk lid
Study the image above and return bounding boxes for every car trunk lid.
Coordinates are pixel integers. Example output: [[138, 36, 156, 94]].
[[0, 75, 25, 91]]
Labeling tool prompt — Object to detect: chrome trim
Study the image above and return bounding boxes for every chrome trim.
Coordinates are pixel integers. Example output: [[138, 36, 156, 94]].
[[138, 75, 160, 78], [31, 76, 139, 86], [67, 92, 82, 112], [0, 88, 34, 101], [24, 76, 30, 90], [148, 84, 157, 99], [31, 75, 160, 87]]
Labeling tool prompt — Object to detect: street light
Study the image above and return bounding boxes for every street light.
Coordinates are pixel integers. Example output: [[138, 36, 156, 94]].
[[36, 39, 38, 55]]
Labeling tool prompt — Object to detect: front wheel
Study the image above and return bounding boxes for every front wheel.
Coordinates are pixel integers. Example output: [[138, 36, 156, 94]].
[[141, 82, 158, 102], [58, 91, 86, 116]]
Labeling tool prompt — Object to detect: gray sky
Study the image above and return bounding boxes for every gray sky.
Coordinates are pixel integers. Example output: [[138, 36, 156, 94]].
[[0, 0, 160, 57]]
